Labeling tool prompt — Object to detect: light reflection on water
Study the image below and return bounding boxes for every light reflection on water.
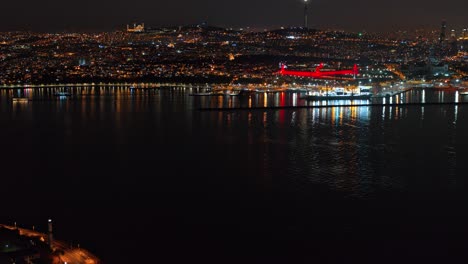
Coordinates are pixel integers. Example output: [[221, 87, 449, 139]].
[[2, 85, 468, 264], [0, 85, 467, 198], [194, 101, 464, 198]]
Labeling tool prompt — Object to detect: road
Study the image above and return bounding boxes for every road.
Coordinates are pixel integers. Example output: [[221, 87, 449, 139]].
[[0, 223, 100, 264]]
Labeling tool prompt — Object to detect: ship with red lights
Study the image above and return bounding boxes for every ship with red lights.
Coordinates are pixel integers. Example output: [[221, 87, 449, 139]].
[[277, 62, 371, 100], [278, 62, 359, 79]]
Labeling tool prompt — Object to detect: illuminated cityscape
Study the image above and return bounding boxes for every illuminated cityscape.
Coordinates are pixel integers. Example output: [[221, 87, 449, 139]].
[[1, 24, 467, 89], [2, 1, 468, 264]]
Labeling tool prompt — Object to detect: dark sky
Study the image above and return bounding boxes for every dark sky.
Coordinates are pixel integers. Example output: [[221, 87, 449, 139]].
[[1, 0, 467, 32]]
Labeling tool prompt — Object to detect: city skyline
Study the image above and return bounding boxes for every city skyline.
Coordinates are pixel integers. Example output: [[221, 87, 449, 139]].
[[1, 0, 467, 32], [2, 1, 468, 264]]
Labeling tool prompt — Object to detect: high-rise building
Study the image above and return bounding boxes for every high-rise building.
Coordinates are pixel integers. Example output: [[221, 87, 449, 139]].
[[448, 28, 458, 56], [304, 0, 308, 29], [450, 29, 456, 39], [78, 58, 87, 66], [47, 219, 53, 249], [460, 29, 468, 51], [439, 20, 446, 43]]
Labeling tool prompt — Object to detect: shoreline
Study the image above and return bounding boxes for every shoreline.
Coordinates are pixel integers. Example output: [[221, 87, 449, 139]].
[[0, 82, 211, 89], [0, 223, 100, 264]]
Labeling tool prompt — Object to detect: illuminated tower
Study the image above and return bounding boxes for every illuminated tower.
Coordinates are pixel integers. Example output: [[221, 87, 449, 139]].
[[449, 29, 458, 56], [47, 219, 53, 248], [450, 29, 456, 39], [304, 0, 308, 29], [439, 20, 446, 44]]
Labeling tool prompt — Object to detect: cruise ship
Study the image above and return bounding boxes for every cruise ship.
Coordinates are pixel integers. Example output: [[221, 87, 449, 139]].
[[302, 87, 371, 100]]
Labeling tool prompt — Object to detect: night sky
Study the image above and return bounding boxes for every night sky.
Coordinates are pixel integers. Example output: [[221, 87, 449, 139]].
[[1, 0, 467, 32]]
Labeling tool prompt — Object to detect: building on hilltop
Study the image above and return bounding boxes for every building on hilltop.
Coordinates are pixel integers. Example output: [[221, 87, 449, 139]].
[[127, 23, 145, 33]]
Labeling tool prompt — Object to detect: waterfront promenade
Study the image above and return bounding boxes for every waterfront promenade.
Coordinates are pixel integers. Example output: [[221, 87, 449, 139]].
[[0, 223, 99, 264]]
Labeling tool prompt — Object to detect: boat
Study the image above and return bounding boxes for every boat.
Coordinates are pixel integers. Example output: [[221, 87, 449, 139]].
[[54, 91, 73, 96], [303, 87, 371, 100], [254, 89, 281, 93], [303, 94, 372, 100], [189, 92, 213, 96], [129, 86, 158, 90], [224, 90, 241, 96], [286, 87, 309, 93], [12, 97, 29, 103], [458, 88, 468, 95]]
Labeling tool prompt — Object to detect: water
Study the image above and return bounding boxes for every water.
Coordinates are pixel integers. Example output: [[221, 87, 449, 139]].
[[1, 86, 468, 263]]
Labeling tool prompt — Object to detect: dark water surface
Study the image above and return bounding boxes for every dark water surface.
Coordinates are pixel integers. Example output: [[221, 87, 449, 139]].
[[1, 86, 468, 263]]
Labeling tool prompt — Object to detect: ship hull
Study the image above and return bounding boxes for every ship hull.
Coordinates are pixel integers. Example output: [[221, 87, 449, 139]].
[[303, 94, 371, 100]]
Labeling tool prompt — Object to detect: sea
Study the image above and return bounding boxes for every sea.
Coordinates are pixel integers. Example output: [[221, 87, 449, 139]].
[[1, 86, 468, 263]]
